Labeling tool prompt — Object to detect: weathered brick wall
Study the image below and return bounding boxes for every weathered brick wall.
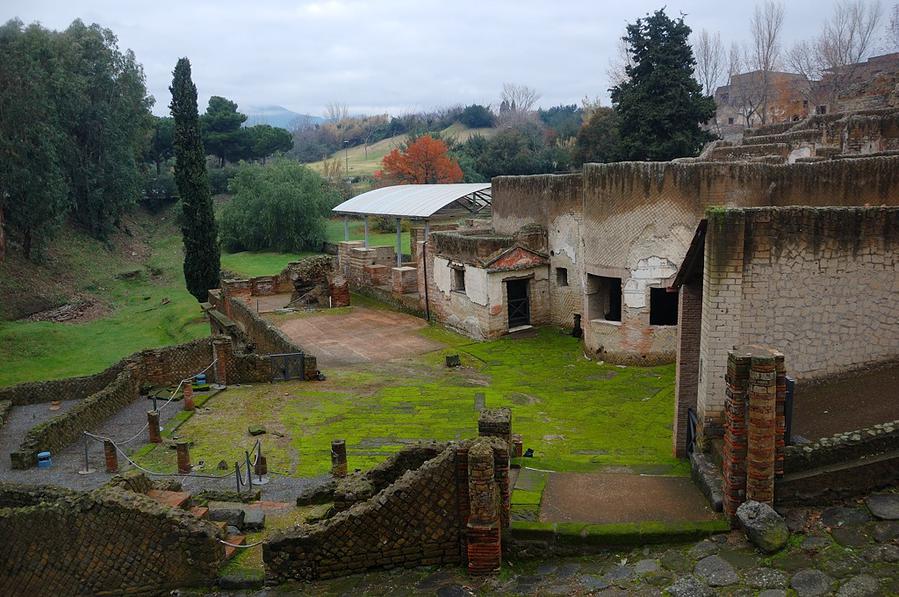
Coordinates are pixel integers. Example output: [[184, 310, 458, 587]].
[[580, 158, 899, 363], [265, 438, 509, 582], [6, 338, 224, 469], [227, 296, 304, 355], [10, 368, 139, 469], [0, 484, 224, 595], [673, 281, 702, 457], [492, 174, 584, 329], [0, 362, 125, 405], [265, 445, 463, 582], [697, 207, 899, 434]]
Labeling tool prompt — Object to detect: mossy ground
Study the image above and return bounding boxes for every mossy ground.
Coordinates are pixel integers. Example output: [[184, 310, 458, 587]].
[[135, 326, 682, 479]]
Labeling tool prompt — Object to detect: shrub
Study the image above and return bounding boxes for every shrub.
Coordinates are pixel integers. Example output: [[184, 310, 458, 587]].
[[142, 169, 178, 211], [208, 164, 239, 194], [219, 160, 338, 253], [458, 104, 496, 128]]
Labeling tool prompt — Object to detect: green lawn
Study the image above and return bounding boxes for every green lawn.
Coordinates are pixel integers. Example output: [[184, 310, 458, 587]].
[[0, 209, 207, 386], [221, 251, 317, 278], [135, 326, 682, 477]]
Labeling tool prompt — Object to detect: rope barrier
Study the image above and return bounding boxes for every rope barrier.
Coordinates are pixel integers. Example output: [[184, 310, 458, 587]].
[[218, 538, 264, 548]]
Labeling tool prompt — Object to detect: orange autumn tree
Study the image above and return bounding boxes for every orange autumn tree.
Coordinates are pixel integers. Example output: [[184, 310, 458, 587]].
[[377, 135, 464, 184]]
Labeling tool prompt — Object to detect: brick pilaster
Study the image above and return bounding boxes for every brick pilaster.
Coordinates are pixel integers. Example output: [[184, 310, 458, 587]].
[[775, 354, 786, 478], [722, 349, 750, 519], [212, 339, 232, 385], [746, 350, 779, 505], [176, 441, 191, 474], [182, 382, 195, 412], [466, 441, 501, 575]]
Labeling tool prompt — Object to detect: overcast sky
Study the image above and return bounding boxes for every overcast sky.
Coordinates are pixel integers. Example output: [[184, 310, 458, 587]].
[[2, 0, 874, 117]]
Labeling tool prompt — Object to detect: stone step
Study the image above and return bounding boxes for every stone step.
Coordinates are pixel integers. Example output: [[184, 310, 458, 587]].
[[146, 489, 192, 510], [223, 534, 246, 560], [189, 505, 209, 519]]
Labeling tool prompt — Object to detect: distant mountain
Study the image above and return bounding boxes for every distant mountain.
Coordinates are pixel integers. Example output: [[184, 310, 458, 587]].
[[242, 105, 324, 130]]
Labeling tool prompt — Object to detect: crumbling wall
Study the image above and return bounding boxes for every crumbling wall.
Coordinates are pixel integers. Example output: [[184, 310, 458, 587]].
[[227, 297, 304, 355], [0, 362, 125, 406], [580, 159, 899, 363], [265, 444, 464, 581], [696, 206, 899, 435], [264, 437, 509, 582], [0, 484, 224, 596], [493, 174, 585, 329]]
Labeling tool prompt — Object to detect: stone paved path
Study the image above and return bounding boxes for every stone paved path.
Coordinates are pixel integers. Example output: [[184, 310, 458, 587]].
[[272, 306, 445, 366], [203, 497, 899, 596]]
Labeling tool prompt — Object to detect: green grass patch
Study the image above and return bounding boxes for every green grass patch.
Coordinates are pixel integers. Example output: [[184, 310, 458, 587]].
[[0, 208, 209, 386], [134, 326, 681, 478], [221, 251, 317, 278], [324, 219, 410, 253]]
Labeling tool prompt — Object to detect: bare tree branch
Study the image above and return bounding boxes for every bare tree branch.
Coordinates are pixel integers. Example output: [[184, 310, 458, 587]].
[[694, 29, 726, 96]]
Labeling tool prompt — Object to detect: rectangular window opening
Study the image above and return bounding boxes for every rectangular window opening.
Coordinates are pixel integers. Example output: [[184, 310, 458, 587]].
[[650, 287, 679, 326], [451, 266, 465, 293], [586, 274, 621, 322], [556, 267, 569, 287]]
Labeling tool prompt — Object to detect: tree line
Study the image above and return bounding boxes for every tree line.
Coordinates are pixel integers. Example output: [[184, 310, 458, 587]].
[[0, 18, 294, 259]]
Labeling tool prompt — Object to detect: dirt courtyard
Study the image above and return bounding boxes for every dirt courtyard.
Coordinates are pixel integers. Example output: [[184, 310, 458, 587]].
[[268, 306, 445, 366]]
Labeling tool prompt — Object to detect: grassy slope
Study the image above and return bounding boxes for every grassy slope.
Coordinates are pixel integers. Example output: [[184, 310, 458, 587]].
[[307, 123, 498, 176], [136, 326, 682, 477], [0, 207, 208, 386]]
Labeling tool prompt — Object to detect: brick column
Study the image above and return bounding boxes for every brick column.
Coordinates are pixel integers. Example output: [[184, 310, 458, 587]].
[[478, 408, 512, 452], [492, 444, 511, 529], [212, 338, 232, 386], [103, 440, 118, 473], [722, 349, 751, 520], [330, 439, 347, 477], [775, 354, 786, 478], [182, 382, 195, 412], [466, 441, 501, 575], [147, 410, 162, 444], [176, 441, 191, 474], [746, 350, 779, 505]]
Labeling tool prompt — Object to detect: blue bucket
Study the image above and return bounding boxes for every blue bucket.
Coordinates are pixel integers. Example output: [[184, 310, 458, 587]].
[[37, 451, 52, 468]]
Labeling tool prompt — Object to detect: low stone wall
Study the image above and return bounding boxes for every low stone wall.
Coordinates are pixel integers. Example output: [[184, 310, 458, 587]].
[[264, 437, 509, 582], [0, 399, 12, 431], [0, 483, 224, 595], [0, 362, 125, 406], [227, 295, 304, 355], [10, 367, 139, 469], [775, 420, 899, 505]]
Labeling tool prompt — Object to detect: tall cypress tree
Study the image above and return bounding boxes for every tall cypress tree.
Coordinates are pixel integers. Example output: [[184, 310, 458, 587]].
[[610, 9, 716, 161], [170, 58, 220, 302]]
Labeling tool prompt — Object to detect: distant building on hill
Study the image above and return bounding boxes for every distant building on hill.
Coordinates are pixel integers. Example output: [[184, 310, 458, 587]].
[[712, 52, 899, 137]]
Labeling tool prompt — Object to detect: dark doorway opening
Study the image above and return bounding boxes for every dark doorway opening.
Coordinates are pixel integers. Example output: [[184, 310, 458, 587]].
[[507, 279, 530, 328], [650, 287, 678, 325]]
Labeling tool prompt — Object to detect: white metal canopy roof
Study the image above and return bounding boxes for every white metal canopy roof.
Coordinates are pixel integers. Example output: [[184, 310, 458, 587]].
[[332, 183, 491, 220]]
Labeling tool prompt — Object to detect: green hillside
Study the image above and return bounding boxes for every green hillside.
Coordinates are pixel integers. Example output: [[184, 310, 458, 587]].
[[308, 123, 497, 176]]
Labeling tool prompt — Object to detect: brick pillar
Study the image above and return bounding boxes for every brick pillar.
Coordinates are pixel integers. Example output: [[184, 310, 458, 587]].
[[103, 440, 118, 473], [774, 354, 786, 478], [182, 382, 195, 412], [213, 339, 232, 386], [722, 349, 751, 520], [746, 351, 779, 505], [455, 445, 470, 559], [466, 441, 501, 575], [330, 439, 347, 477], [147, 410, 162, 444], [478, 408, 512, 452], [176, 441, 191, 474]]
